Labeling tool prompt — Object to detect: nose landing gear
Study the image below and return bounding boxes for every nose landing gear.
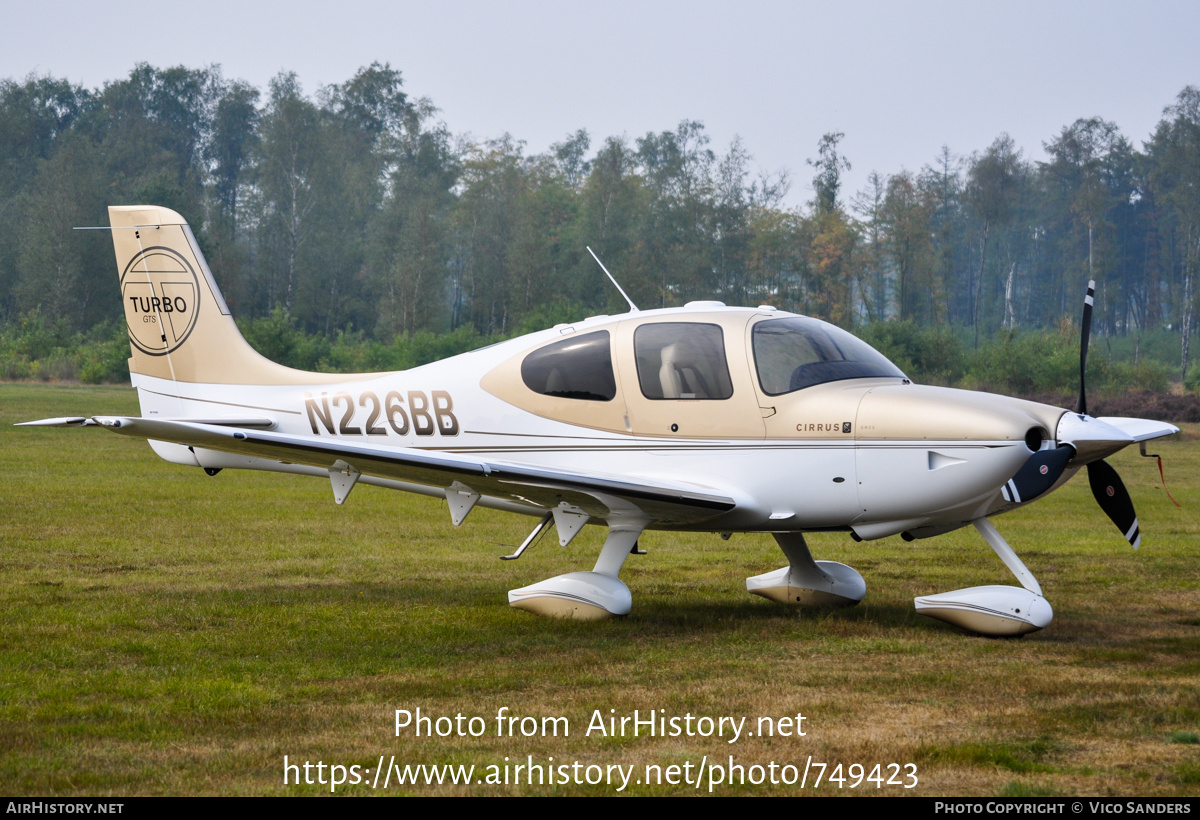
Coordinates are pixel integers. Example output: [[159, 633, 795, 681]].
[[914, 518, 1053, 636]]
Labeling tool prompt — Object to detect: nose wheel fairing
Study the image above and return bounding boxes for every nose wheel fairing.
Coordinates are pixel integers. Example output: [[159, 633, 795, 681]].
[[914, 518, 1053, 636], [914, 585, 1052, 636]]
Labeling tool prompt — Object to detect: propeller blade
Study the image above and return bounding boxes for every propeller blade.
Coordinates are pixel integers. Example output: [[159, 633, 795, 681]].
[[1001, 445, 1075, 504], [1075, 279, 1094, 416], [1087, 459, 1140, 549]]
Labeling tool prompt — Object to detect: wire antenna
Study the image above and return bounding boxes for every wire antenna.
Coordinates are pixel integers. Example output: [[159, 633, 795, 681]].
[[73, 226, 159, 231], [587, 246, 638, 313]]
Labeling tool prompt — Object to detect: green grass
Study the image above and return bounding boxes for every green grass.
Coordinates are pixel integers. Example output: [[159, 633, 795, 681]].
[[998, 780, 1063, 797], [1, 382, 1198, 796], [917, 736, 1057, 774]]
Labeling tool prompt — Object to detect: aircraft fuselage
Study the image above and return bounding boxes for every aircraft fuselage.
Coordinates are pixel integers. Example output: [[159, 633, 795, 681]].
[[132, 304, 1067, 541]]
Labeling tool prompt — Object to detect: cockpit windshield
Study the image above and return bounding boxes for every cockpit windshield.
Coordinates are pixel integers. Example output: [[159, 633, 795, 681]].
[[752, 316, 906, 395]]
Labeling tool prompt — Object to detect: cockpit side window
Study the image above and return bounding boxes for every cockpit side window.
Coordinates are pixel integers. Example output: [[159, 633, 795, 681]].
[[635, 323, 734, 400], [520, 331, 616, 401], [752, 317, 906, 395]]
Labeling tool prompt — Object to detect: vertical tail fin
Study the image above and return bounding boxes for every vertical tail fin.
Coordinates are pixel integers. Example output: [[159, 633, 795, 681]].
[[110, 206, 330, 385]]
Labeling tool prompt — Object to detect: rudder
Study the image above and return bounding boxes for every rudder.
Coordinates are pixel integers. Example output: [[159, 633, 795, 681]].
[[110, 205, 329, 385]]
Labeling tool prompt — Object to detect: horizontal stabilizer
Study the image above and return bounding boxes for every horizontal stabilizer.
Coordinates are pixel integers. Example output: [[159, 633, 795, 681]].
[[18, 416, 276, 429], [15, 417, 97, 427]]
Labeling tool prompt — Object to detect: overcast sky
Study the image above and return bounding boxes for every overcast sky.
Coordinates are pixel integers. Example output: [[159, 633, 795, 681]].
[[3, 0, 1197, 208]]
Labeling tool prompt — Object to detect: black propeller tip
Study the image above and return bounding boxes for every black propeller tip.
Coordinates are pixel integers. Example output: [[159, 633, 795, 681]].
[[1002, 445, 1074, 504], [1087, 458, 1140, 549], [1075, 279, 1095, 417]]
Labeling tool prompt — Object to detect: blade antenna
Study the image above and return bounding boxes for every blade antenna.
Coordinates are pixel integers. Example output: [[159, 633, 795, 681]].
[[1075, 279, 1094, 415], [587, 246, 638, 313]]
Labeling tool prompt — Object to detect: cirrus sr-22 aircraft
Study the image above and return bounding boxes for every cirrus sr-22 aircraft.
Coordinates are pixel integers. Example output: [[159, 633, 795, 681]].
[[20, 205, 1181, 636]]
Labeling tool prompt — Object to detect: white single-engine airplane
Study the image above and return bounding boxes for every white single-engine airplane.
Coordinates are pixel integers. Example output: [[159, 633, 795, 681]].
[[21, 206, 1181, 635]]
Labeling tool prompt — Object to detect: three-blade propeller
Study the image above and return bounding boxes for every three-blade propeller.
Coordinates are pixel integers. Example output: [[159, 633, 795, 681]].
[[1000, 445, 1075, 505], [1086, 458, 1140, 549], [1002, 279, 1142, 548]]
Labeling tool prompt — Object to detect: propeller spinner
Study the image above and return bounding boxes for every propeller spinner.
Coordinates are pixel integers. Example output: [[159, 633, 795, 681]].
[[1001, 279, 1150, 549], [1072, 279, 1144, 548]]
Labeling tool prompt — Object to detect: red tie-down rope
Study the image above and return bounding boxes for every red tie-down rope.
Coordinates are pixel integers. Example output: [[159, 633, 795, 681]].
[[1155, 454, 1183, 508], [1143, 442, 1183, 508]]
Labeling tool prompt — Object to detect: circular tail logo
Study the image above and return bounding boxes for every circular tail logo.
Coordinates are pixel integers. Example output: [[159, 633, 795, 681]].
[[121, 247, 201, 355]]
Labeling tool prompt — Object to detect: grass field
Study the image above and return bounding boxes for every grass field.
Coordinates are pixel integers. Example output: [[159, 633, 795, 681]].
[[1, 382, 1198, 796]]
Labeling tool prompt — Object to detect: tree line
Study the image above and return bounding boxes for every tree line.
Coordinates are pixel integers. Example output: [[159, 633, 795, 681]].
[[1, 63, 1198, 381]]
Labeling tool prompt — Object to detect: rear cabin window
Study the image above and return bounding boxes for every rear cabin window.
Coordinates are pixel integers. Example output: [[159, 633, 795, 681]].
[[752, 316, 905, 395], [634, 323, 734, 400], [520, 331, 616, 401]]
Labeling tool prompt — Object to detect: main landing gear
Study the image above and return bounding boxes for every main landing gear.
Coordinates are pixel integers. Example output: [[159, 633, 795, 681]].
[[748, 521, 1051, 637], [746, 533, 867, 607], [506, 515, 1051, 635], [506, 517, 646, 620]]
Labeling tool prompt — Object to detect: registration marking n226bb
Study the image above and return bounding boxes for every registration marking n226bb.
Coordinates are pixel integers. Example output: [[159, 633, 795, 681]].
[[305, 390, 459, 437]]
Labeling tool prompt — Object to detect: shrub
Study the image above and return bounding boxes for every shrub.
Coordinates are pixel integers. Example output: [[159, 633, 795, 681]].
[[1185, 361, 1200, 393], [1098, 358, 1171, 395], [857, 321, 965, 385], [238, 308, 331, 371], [78, 321, 131, 384], [965, 326, 1078, 395]]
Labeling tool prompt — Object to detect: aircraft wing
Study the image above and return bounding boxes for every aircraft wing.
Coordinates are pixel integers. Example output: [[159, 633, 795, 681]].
[[27, 416, 737, 526], [1094, 417, 1180, 443]]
